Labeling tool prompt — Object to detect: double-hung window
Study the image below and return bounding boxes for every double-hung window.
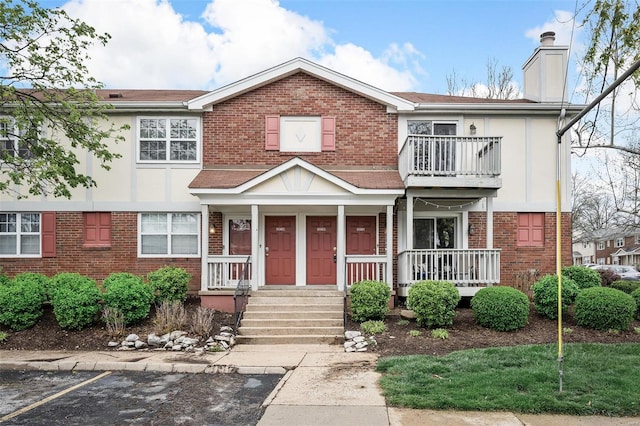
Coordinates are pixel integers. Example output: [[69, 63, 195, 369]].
[[0, 117, 33, 159], [138, 117, 199, 163], [139, 213, 199, 256], [0, 213, 40, 256], [615, 237, 624, 248]]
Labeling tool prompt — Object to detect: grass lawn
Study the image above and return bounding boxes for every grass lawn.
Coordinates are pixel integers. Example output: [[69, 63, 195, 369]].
[[376, 343, 640, 416]]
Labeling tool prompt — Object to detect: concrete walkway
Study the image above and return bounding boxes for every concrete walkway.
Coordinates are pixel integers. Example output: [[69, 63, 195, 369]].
[[1, 345, 640, 426]]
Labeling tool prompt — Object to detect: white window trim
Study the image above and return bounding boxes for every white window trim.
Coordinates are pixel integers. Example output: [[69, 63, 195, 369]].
[[136, 116, 201, 164], [635, 235, 640, 245], [615, 237, 624, 248], [138, 213, 200, 258], [597, 242, 605, 250], [0, 212, 41, 258]]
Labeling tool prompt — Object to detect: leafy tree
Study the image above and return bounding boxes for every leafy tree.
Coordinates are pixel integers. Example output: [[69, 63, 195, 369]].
[[0, 0, 125, 198]]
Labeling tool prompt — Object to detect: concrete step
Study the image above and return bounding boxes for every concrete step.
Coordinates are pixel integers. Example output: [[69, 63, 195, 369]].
[[248, 296, 343, 305], [243, 310, 343, 320], [238, 326, 344, 336], [235, 335, 343, 345], [245, 303, 343, 312], [251, 289, 343, 297], [240, 318, 343, 328]]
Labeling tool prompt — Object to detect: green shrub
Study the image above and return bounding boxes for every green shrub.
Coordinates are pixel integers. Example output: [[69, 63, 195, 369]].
[[574, 287, 636, 331], [12, 272, 50, 298], [0, 274, 9, 286], [531, 275, 579, 319], [0, 278, 47, 330], [561, 265, 601, 290], [471, 286, 530, 331], [102, 273, 154, 325], [147, 266, 190, 302], [431, 328, 449, 339], [349, 280, 391, 322], [407, 280, 460, 328], [360, 320, 386, 335], [631, 288, 640, 320], [49, 273, 101, 330], [610, 280, 640, 294]]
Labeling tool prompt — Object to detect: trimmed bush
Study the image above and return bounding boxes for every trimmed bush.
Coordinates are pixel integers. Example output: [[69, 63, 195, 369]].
[[574, 287, 636, 331], [0, 274, 9, 286], [407, 280, 460, 328], [471, 286, 530, 331], [12, 272, 50, 298], [147, 266, 190, 302], [49, 273, 101, 330], [610, 280, 640, 294], [631, 287, 640, 320], [102, 273, 154, 325], [561, 266, 601, 290], [0, 278, 47, 330], [349, 280, 391, 322], [531, 274, 579, 319]]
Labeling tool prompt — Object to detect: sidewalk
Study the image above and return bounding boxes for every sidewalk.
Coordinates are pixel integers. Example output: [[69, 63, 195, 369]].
[[1, 346, 640, 426]]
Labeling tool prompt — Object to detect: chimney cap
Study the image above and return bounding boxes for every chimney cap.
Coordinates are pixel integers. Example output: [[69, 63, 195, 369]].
[[540, 31, 556, 46]]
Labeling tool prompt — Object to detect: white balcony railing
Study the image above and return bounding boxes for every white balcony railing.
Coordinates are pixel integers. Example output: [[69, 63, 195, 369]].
[[399, 135, 501, 180], [207, 255, 252, 289], [345, 255, 388, 287], [397, 249, 500, 296]]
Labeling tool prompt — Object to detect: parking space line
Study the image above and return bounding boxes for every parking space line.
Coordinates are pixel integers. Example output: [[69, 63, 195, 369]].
[[0, 371, 112, 423]]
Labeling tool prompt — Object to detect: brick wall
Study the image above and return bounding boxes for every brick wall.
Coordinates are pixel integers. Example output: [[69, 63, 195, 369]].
[[469, 211, 572, 291], [203, 72, 398, 167], [0, 212, 202, 293]]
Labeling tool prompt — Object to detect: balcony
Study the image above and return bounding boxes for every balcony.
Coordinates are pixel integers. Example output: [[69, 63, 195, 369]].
[[397, 249, 501, 297], [399, 135, 502, 189], [207, 255, 252, 289]]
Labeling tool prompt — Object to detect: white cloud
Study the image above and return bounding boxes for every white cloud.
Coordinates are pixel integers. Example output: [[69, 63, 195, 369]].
[[60, 0, 424, 91], [525, 10, 580, 47]]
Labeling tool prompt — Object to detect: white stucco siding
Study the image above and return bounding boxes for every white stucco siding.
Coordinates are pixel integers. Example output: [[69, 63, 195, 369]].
[[490, 117, 528, 206]]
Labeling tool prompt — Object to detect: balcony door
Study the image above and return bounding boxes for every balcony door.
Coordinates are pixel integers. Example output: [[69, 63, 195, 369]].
[[408, 121, 457, 174], [413, 217, 456, 281]]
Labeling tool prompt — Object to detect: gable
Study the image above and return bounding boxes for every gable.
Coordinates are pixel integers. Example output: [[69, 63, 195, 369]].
[[248, 165, 350, 195]]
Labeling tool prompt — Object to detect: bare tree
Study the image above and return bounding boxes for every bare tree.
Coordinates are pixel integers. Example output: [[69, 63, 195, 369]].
[[446, 58, 518, 99]]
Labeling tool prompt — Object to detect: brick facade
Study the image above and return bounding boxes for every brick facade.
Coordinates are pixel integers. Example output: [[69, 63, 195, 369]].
[[0, 212, 202, 293], [202, 72, 398, 168]]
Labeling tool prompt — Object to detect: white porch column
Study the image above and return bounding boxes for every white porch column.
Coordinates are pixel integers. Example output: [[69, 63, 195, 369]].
[[406, 194, 414, 250], [251, 204, 259, 290], [200, 205, 209, 292], [486, 196, 494, 249], [386, 204, 393, 286], [337, 205, 346, 291]]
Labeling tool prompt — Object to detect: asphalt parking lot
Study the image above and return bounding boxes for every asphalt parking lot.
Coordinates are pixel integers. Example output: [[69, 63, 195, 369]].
[[0, 370, 282, 425]]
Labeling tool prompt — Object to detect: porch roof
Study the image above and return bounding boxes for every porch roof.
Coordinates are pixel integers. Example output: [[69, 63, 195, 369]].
[[189, 164, 405, 191]]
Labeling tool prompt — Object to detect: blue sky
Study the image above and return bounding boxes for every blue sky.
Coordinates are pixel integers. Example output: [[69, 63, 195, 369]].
[[40, 0, 585, 96]]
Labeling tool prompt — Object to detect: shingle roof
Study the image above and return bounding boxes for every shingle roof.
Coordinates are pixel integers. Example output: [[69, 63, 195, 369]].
[[96, 89, 208, 102], [391, 92, 536, 104]]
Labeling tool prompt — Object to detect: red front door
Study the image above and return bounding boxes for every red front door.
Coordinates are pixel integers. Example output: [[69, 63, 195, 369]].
[[265, 216, 296, 285], [346, 216, 377, 285], [306, 216, 337, 285], [347, 216, 376, 255]]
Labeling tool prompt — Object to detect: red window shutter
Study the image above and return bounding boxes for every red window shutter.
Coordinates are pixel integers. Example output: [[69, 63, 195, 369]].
[[265, 115, 280, 150], [321, 116, 336, 151], [98, 213, 112, 244], [516, 213, 544, 247], [84, 212, 112, 246], [530, 213, 544, 246], [41, 212, 56, 258]]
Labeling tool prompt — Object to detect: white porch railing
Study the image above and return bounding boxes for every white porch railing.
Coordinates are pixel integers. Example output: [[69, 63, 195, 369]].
[[399, 135, 501, 180], [207, 255, 252, 289], [345, 255, 388, 287], [397, 249, 500, 296]]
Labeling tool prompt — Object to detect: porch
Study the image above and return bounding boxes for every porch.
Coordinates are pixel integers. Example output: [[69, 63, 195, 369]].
[[397, 249, 501, 297], [204, 254, 390, 290], [399, 135, 502, 188]]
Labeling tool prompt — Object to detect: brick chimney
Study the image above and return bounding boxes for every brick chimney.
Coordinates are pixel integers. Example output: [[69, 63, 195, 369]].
[[522, 31, 568, 103]]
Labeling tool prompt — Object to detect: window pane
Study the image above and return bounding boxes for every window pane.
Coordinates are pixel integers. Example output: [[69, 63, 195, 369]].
[[21, 235, 39, 254], [21, 213, 40, 232], [408, 121, 432, 135], [0, 235, 16, 254], [171, 235, 198, 254], [436, 218, 456, 249], [170, 141, 196, 161], [141, 235, 167, 254], [171, 214, 197, 233], [141, 214, 167, 233], [170, 119, 197, 139], [140, 119, 166, 139], [434, 123, 457, 135], [0, 213, 16, 233], [413, 219, 435, 249], [140, 140, 166, 161]]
